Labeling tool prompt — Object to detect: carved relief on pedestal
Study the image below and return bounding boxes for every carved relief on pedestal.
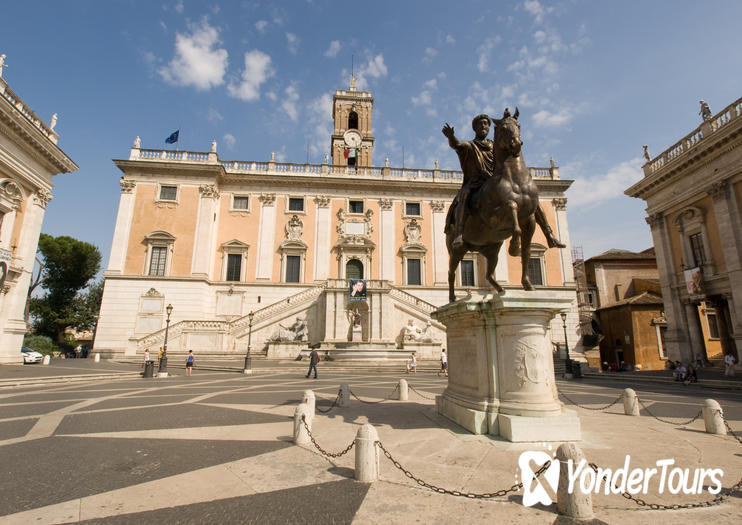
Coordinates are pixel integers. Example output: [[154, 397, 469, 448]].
[[199, 184, 219, 199], [33, 189, 53, 208], [120, 179, 136, 193], [512, 340, 550, 388]]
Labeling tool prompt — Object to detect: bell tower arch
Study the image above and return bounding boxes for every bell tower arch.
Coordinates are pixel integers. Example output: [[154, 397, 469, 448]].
[[331, 76, 375, 167]]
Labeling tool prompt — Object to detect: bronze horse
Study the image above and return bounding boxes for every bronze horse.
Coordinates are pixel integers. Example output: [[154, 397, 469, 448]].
[[446, 108, 558, 302]]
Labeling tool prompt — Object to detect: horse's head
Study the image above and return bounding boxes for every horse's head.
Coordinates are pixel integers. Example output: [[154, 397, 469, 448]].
[[491, 108, 522, 158]]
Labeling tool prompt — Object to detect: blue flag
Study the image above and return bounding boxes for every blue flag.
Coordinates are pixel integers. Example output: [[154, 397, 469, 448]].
[[165, 130, 179, 144]]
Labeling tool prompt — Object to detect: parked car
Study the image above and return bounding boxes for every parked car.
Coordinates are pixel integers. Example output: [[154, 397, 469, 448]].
[[21, 346, 43, 364]]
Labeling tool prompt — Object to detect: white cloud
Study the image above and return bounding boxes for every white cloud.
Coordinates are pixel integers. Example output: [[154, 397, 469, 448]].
[[227, 50, 274, 101], [207, 108, 223, 122], [423, 47, 438, 64], [222, 133, 236, 149], [325, 40, 341, 58], [531, 108, 573, 127], [412, 90, 433, 106], [174, 0, 184, 14], [445, 34, 456, 44], [281, 84, 300, 121], [523, 0, 550, 24], [307, 93, 333, 160], [255, 20, 268, 32], [159, 19, 228, 90], [566, 157, 644, 209], [476, 36, 501, 73], [355, 54, 388, 89], [424, 78, 437, 89], [286, 32, 299, 54]]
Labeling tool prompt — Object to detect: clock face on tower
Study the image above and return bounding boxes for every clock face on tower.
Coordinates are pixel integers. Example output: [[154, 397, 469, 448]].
[[343, 129, 362, 148]]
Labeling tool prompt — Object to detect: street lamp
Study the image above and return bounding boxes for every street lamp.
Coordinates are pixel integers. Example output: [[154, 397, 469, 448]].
[[560, 311, 573, 378], [244, 311, 254, 375], [159, 303, 173, 376]]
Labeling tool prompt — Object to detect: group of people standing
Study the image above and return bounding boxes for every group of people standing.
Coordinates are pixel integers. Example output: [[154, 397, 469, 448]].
[[143, 348, 195, 376]]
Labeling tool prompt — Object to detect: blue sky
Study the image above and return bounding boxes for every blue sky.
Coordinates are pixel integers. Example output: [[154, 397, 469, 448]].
[[3, 0, 742, 270]]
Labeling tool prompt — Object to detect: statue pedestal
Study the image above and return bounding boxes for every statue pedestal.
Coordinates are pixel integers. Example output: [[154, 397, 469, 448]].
[[266, 341, 305, 359], [432, 290, 580, 442], [402, 340, 441, 360], [351, 326, 363, 342]]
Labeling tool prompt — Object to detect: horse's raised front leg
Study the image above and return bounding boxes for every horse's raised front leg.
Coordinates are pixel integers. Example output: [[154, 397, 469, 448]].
[[481, 243, 505, 295], [507, 200, 521, 257]]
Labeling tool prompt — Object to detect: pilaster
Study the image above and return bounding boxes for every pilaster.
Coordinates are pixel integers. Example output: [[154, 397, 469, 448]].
[[313, 196, 331, 281], [106, 179, 137, 274], [255, 193, 277, 280], [190, 184, 220, 277], [379, 198, 395, 281], [430, 200, 448, 285]]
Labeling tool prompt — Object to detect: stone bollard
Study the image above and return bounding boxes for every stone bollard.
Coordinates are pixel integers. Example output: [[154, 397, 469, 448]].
[[702, 399, 726, 435], [94, 353, 100, 363], [398, 379, 409, 401], [557, 443, 593, 519], [623, 388, 639, 416], [339, 383, 351, 407], [294, 403, 313, 446], [302, 390, 316, 415], [42, 355, 51, 365], [355, 424, 380, 482]]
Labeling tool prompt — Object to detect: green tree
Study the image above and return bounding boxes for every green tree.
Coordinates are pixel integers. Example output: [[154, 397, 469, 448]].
[[28, 234, 102, 342]]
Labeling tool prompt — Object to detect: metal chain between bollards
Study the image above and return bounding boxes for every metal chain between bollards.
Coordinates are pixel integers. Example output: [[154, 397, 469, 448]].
[[408, 384, 436, 400], [589, 462, 742, 510], [350, 384, 400, 404], [719, 410, 742, 446], [316, 389, 342, 414], [558, 391, 623, 411], [375, 439, 550, 499], [636, 397, 703, 426], [300, 415, 355, 458]]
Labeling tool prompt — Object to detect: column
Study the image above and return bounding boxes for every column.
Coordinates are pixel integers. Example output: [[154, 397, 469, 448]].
[[646, 212, 689, 361], [313, 196, 331, 281], [106, 179, 137, 274], [552, 197, 575, 285], [255, 193, 276, 280], [683, 302, 705, 361], [378, 199, 395, 281], [708, 180, 742, 353], [430, 201, 448, 285], [190, 184, 220, 277]]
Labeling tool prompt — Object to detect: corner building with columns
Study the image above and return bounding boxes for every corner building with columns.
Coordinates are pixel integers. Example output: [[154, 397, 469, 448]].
[[94, 80, 580, 362], [627, 96, 742, 365], [0, 74, 77, 363]]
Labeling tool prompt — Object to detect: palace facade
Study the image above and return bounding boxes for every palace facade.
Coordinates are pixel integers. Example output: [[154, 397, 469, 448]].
[[93, 80, 580, 361], [626, 97, 742, 364], [0, 72, 78, 363]]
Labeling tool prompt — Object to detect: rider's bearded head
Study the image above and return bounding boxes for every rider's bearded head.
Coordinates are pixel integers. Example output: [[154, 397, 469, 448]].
[[471, 114, 490, 138]]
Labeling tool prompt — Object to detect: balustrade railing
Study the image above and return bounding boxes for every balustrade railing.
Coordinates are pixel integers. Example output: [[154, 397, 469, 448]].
[[0, 78, 58, 143], [644, 96, 742, 176]]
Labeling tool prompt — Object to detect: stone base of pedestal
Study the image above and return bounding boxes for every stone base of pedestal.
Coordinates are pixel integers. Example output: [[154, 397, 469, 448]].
[[498, 410, 581, 442], [436, 393, 498, 435]]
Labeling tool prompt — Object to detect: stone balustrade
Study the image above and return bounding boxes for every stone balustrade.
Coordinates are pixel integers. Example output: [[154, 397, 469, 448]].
[[128, 147, 562, 183], [0, 77, 59, 144], [643, 96, 742, 176]]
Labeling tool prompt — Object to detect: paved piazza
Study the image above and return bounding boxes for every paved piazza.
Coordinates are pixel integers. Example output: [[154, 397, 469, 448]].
[[0, 363, 740, 524]]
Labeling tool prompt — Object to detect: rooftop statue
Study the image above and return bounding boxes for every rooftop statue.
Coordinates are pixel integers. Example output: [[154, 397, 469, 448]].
[[442, 108, 565, 302], [699, 100, 712, 121]]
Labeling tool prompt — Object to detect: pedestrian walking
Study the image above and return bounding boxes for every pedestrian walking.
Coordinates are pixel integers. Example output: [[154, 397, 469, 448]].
[[185, 350, 195, 376], [438, 348, 448, 377], [143, 349, 151, 365], [306, 343, 320, 379], [725, 353, 736, 377], [406, 352, 417, 375]]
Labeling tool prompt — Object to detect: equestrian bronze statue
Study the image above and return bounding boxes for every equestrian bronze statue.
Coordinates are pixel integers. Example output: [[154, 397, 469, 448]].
[[443, 108, 565, 302]]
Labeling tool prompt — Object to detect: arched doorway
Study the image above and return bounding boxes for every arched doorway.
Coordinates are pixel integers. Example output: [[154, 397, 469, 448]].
[[346, 259, 363, 279]]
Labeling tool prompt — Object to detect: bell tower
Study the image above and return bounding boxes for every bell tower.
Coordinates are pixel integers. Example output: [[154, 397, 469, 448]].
[[331, 76, 375, 167]]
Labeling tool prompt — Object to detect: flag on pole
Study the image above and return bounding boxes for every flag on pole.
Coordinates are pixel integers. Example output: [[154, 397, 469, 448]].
[[165, 130, 179, 144]]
